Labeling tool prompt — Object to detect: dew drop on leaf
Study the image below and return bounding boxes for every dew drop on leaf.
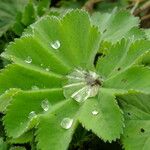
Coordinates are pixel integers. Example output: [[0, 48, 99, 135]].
[[71, 90, 84, 102], [31, 85, 39, 90], [41, 99, 50, 111], [92, 110, 99, 116], [60, 118, 73, 129], [50, 40, 60, 50], [63, 68, 102, 103], [25, 56, 32, 64], [28, 111, 37, 119], [45, 67, 50, 72]]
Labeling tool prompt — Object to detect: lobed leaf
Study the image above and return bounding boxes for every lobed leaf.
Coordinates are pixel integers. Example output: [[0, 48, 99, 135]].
[[97, 39, 150, 78], [79, 88, 124, 142], [91, 10, 143, 42], [3, 89, 64, 138], [1, 9, 150, 150]]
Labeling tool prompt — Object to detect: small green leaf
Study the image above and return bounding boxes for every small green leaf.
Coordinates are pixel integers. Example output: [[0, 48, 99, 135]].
[[0, 0, 28, 36], [91, 10, 142, 42], [21, 1, 36, 26], [37, 0, 51, 16]]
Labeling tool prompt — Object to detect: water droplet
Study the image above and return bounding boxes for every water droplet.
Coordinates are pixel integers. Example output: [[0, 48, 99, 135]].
[[92, 110, 99, 116], [41, 99, 50, 111], [72, 94, 82, 102], [25, 56, 32, 64], [50, 40, 60, 50], [60, 118, 73, 129], [71, 86, 88, 102], [89, 85, 99, 97], [45, 67, 50, 72], [28, 111, 37, 119], [31, 85, 39, 90]]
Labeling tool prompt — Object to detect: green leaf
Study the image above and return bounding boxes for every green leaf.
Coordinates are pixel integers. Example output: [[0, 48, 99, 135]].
[[3, 89, 64, 138], [36, 99, 79, 150], [91, 10, 143, 42], [8, 130, 33, 144], [144, 29, 150, 40], [119, 92, 150, 150], [2, 10, 104, 149], [0, 64, 62, 94], [104, 66, 150, 94], [2, 36, 71, 75], [37, 0, 51, 16], [79, 88, 123, 142], [0, 0, 51, 36], [2, 10, 101, 73], [96, 39, 150, 78], [21, 1, 36, 26], [30, 10, 101, 70], [124, 27, 146, 41]]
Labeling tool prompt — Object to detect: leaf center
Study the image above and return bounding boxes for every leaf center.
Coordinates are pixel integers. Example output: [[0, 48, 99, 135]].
[[63, 68, 103, 103]]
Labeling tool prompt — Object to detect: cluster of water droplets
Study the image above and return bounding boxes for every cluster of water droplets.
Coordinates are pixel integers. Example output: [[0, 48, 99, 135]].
[[27, 99, 74, 129], [63, 68, 102, 103], [24, 55, 51, 72], [27, 97, 100, 130], [25, 52, 101, 130], [40, 98, 73, 129]]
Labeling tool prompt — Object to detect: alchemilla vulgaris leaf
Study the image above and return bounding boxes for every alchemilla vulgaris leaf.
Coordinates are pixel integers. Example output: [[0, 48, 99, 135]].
[[0, 9, 150, 150]]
